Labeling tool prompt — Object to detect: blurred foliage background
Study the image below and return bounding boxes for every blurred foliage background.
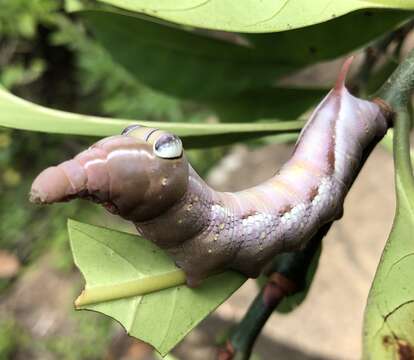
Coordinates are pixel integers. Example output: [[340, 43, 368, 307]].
[[0, 1, 221, 358]]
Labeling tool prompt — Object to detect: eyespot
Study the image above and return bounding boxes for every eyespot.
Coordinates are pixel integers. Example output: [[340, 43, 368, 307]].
[[153, 134, 183, 159], [121, 124, 141, 135]]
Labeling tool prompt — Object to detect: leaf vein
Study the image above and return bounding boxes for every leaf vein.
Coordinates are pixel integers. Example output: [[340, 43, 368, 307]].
[[158, 286, 179, 350], [72, 225, 140, 275], [385, 251, 414, 280]]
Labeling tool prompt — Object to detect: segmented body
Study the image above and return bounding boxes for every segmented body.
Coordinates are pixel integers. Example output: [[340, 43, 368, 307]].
[[137, 82, 389, 285], [30, 59, 391, 286]]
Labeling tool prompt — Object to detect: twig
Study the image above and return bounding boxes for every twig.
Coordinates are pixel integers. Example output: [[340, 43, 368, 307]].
[[393, 108, 414, 196], [377, 48, 414, 110], [353, 19, 414, 96], [217, 223, 331, 360]]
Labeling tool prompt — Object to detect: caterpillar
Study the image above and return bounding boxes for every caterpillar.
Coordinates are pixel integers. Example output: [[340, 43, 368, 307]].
[[30, 58, 393, 287]]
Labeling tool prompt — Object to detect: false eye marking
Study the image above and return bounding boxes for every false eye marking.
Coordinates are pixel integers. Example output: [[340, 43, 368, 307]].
[[153, 134, 183, 159], [121, 124, 141, 135]]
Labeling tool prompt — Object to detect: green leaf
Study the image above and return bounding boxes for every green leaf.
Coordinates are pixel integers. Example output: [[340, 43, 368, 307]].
[[68, 219, 246, 356], [211, 87, 326, 122], [0, 86, 303, 148], [154, 353, 180, 360], [363, 110, 414, 358], [245, 10, 411, 65], [94, 0, 414, 33], [80, 10, 294, 100], [81, 10, 410, 102]]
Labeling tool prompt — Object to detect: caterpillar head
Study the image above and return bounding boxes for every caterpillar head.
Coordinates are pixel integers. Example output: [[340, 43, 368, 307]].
[[30, 125, 189, 221]]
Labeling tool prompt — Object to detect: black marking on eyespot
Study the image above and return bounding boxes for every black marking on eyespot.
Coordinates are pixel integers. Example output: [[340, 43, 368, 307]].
[[121, 124, 141, 135], [154, 134, 183, 158], [155, 134, 177, 150]]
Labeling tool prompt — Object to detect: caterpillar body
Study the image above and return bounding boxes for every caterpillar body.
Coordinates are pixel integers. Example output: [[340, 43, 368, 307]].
[[30, 59, 392, 286]]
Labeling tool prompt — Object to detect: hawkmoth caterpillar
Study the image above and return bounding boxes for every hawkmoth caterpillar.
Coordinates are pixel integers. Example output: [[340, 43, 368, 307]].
[[30, 58, 393, 287]]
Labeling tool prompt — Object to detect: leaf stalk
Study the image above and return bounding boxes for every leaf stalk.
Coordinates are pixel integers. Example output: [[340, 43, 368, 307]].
[[75, 269, 186, 307]]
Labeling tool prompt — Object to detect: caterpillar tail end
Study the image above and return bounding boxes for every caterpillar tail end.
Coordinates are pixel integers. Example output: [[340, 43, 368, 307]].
[[334, 56, 355, 91]]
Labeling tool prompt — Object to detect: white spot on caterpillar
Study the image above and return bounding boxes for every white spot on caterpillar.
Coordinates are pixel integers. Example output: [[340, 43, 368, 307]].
[[107, 148, 151, 160], [84, 158, 106, 169], [84, 147, 153, 171], [211, 204, 225, 220]]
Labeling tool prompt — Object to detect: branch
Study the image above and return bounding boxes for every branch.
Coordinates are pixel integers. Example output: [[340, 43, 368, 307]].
[[393, 108, 414, 196], [353, 19, 414, 96], [377, 48, 414, 110], [375, 49, 414, 191], [217, 223, 331, 360]]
